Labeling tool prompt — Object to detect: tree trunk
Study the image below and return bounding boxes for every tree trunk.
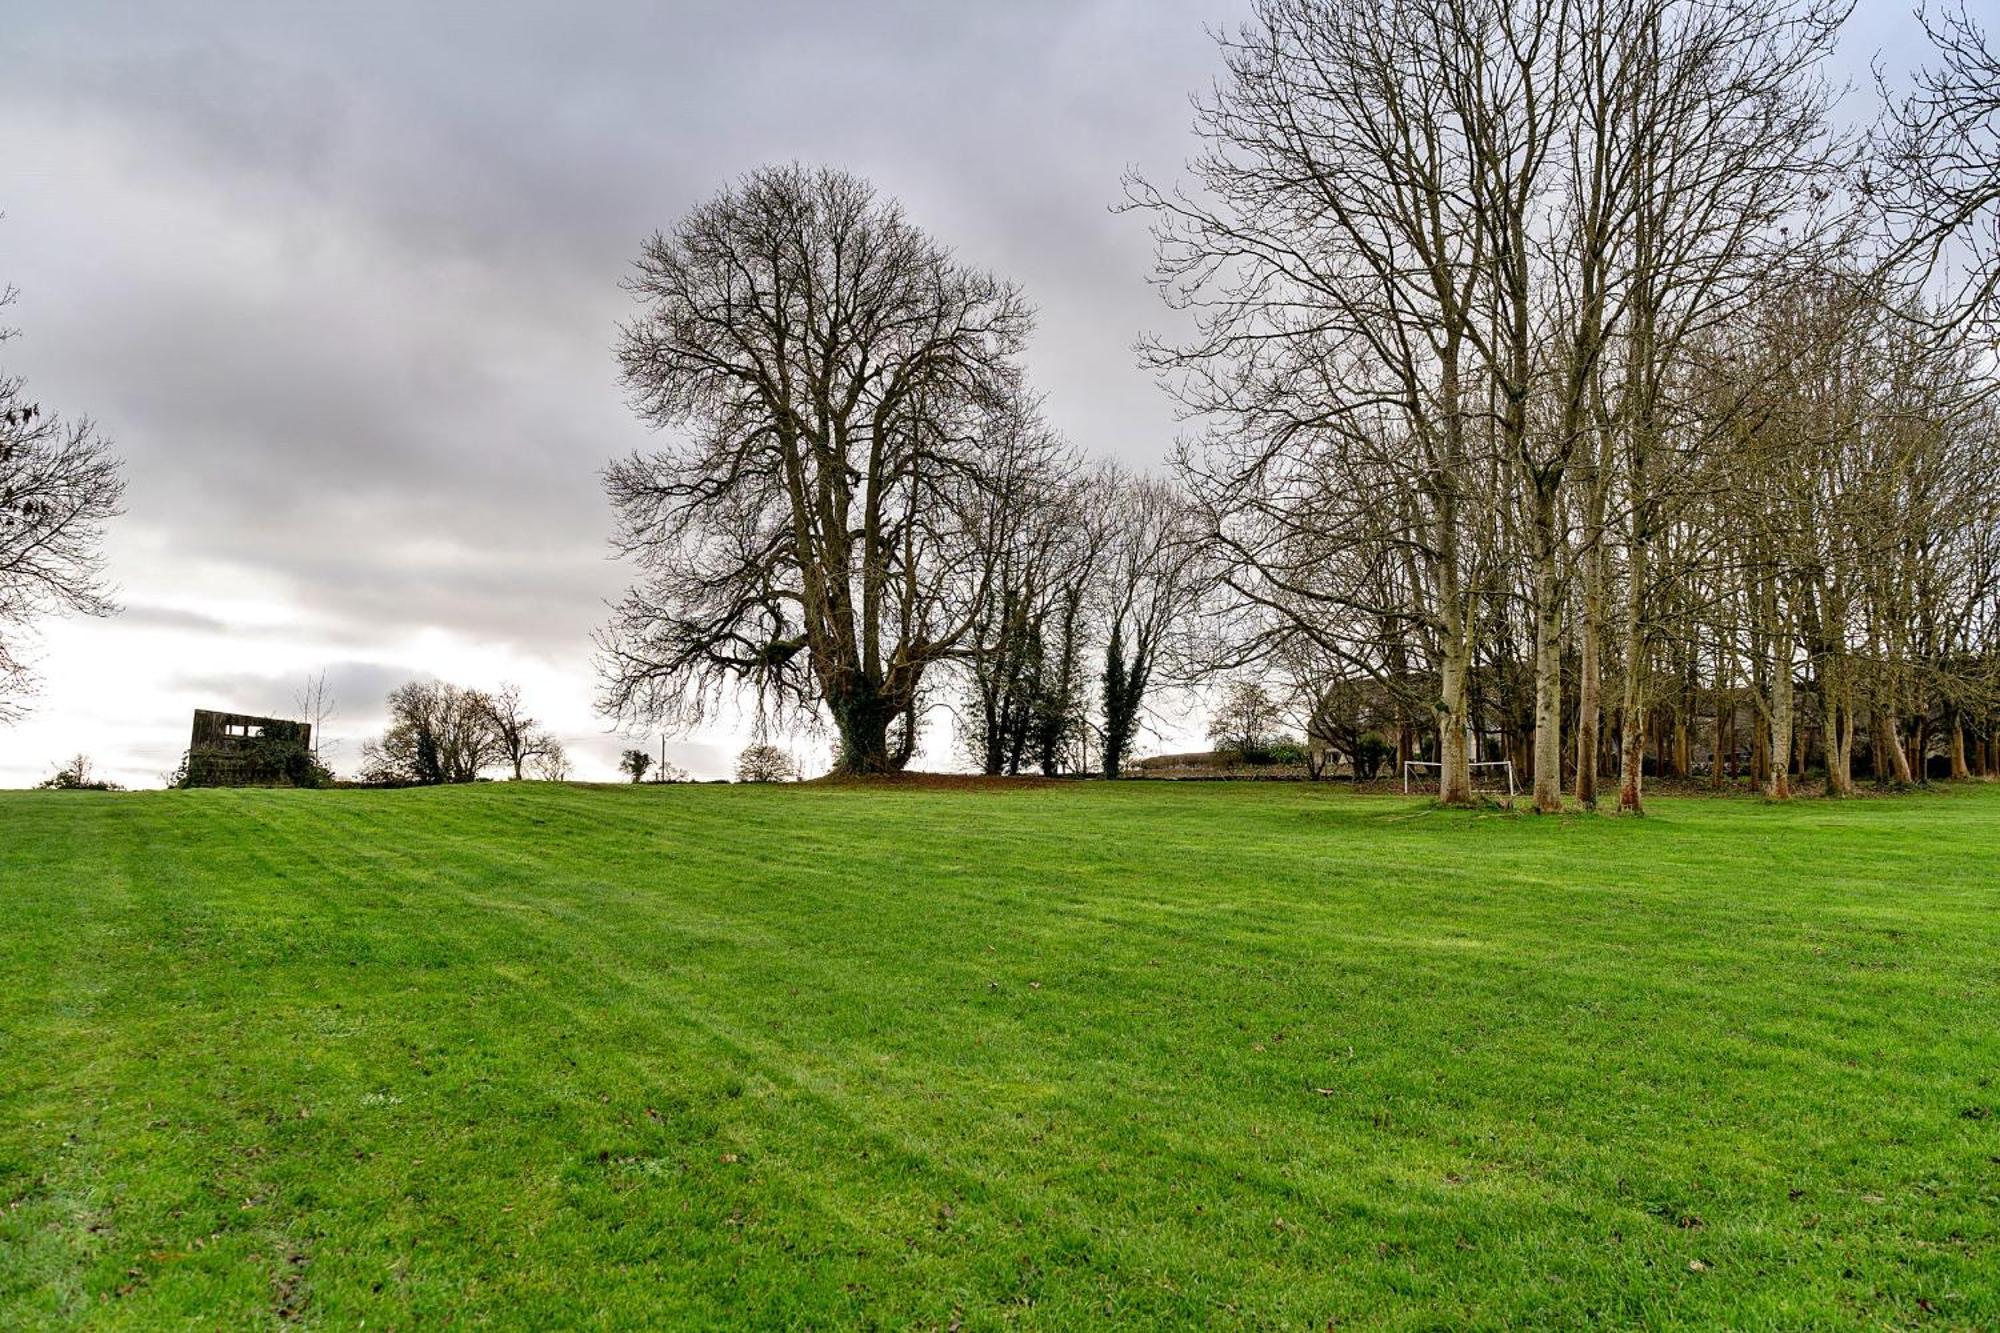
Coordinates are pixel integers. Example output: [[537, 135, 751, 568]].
[[1439, 640, 1475, 806], [1825, 684, 1855, 797], [1710, 696, 1725, 790], [1767, 630, 1794, 800], [1882, 708, 1916, 785], [1575, 556, 1607, 808], [1617, 566, 1647, 814], [1530, 496, 1564, 813], [1724, 697, 1738, 785], [829, 686, 899, 775]]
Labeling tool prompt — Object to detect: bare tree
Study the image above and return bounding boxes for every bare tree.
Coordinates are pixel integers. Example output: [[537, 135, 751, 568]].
[[1600, 0, 1849, 814], [532, 739, 572, 783], [599, 165, 1034, 774], [37, 753, 119, 790], [0, 285, 125, 721], [1872, 2, 2000, 336], [483, 682, 559, 781], [1206, 679, 1282, 760], [294, 669, 337, 763], [735, 743, 797, 783], [1097, 470, 1206, 778], [1136, 0, 1850, 810], [1130, 0, 1538, 804]]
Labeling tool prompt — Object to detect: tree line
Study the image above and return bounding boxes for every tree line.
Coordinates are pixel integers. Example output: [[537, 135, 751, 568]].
[[598, 1, 2000, 807], [5, 3, 1995, 805], [358, 681, 569, 784]]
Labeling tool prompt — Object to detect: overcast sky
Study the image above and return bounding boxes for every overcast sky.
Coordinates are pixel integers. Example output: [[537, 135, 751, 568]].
[[0, 1, 1926, 786]]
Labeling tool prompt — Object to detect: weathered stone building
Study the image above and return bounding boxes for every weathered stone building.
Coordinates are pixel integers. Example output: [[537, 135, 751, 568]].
[[182, 709, 314, 787]]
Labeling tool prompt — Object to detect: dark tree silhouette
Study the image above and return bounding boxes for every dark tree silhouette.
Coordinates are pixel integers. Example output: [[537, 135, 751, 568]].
[[599, 165, 1034, 775]]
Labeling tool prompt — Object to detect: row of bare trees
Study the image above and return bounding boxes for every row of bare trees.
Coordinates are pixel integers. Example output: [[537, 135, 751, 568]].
[[1118, 0, 2000, 810]]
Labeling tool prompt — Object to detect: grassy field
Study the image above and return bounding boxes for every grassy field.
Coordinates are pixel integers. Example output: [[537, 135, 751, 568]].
[[1, 781, 1996, 1328]]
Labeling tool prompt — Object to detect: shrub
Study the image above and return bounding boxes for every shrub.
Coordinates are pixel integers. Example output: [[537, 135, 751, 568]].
[[1266, 738, 1309, 766], [1352, 732, 1395, 781], [38, 754, 122, 791]]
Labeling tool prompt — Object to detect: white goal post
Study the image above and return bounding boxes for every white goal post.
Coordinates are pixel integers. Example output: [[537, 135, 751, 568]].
[[1402, 759, 1516, 799]]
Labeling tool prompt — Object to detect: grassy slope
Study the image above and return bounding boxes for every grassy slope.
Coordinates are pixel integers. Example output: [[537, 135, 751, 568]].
[[0, 782, 1996, 1329]]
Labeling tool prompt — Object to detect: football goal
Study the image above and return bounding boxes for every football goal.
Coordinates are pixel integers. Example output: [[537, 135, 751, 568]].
[[1402, 759, 1516, 799]]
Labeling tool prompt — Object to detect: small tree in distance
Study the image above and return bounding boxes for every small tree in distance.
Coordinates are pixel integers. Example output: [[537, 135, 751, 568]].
[[1207, 680, 1282, 762], [619, 748, 653, 784], [38, 753, 121, 790], [532, 739, 571, 782], [484, 683, 560, 780], [360, 681, 500, 785], [294, 669, 336, 763], [735, 744, 796, 783]]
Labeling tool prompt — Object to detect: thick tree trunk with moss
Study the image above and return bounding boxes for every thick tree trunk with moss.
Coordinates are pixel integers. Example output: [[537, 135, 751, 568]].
[[823, 675, 913, 775]]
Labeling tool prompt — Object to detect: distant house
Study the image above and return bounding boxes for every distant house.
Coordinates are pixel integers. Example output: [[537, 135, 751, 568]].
[[182, 709, 314, 787]]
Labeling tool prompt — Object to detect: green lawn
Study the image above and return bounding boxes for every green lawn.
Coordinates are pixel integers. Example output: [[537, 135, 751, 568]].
[[1, 782, 1996, 1328]]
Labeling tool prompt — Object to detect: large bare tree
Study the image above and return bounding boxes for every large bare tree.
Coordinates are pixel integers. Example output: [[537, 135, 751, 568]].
[[599, 166, 1034, 774], [1131, 0, 1526, 805], [0, 285, 124, 721]]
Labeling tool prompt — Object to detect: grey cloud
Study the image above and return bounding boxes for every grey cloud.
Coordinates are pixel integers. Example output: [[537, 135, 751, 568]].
[[114, 604, 236, 635], [3, 1, 1224, 751], [169, 661, 422, 722]]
